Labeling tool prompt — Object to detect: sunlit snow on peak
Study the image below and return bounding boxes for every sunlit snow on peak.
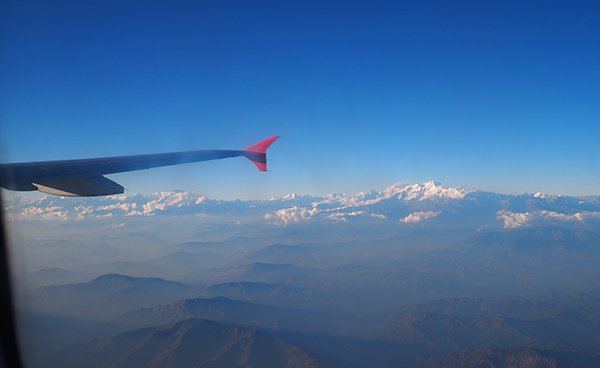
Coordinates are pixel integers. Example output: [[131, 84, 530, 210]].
[[383, 181, 473, 201]]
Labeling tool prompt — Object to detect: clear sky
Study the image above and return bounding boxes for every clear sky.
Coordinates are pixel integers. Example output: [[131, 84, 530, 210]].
[[1, 0, 599, 199]]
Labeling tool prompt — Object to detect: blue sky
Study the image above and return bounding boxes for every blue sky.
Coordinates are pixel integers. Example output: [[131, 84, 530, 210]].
[[1, 0, 599, 199]]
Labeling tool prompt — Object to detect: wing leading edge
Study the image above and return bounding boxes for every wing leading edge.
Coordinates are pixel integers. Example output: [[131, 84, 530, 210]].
[[0, 136, 279, 197]]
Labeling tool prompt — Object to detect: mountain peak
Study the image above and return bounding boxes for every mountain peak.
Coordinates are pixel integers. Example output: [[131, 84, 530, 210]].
[[93, 273, 137, 282], [282, 193, 302, 201], [68, 318, 318, 368], [423, 180, 441, 187], [533, 192, 558, 200], [383, 181, 473, 201]]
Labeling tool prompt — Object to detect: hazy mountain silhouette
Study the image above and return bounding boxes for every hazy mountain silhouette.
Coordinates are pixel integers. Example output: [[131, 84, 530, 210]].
[[188, 262, 319, 286], [62, 319, 318, 368], [196, 281, 316, 309], [421, 347, 560, 368], [422, 345, 600, 368], [118, 295, 360, 337], [31, 273, 196, 319], [399, 293, 600, 319], [464, 227, 600, 255], [375, 309, 600, 352]]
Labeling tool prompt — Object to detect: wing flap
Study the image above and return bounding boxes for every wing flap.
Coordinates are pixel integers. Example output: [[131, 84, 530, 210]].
[[33, 176, 124, 197]]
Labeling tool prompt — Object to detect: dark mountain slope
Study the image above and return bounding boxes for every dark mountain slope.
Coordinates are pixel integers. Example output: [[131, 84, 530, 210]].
[[422, 345, 600, 368], [31, 273, 196, 319], [62, 319, 318, 368], [118, 296, 358, 336]]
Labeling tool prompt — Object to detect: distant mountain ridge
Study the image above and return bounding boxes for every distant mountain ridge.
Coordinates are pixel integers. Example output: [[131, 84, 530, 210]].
[[194, 281, 320, 310], [118, 295, 351, 336], [6, 181, 600, 230], [375, 308, 600, 351], [30, 273, 196, 320], [421, 347, 560, 368], [61, 318, 318, 368], [463, 227, 600, 254], [119, 296, 289, 328], [398, 293, 600, 319], [422, 345, 600, 368]]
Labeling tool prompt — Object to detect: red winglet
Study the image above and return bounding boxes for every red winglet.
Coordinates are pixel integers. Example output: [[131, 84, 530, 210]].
[[243, 136, 279, 172]]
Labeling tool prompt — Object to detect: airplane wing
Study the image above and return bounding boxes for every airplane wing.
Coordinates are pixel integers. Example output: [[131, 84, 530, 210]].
[[0, 136, 278, 197]]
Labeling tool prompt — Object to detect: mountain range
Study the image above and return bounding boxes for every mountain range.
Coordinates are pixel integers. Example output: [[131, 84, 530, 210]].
[[61, 319, 318, 368], [6, 181, 600, 231]]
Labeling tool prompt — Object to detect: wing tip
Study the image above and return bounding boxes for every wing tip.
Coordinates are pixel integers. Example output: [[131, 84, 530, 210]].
[[243, 136, 279, 154], [243, 136, 279, 172]]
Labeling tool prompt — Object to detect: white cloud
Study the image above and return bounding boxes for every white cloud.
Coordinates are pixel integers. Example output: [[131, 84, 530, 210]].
[[97, 203, 135, 212], [324, 213, 349, 223], [264, 206, 319, 226], [5, 205, 70, 222], [140, 191, 205, 215], [75, 205, 95, 220], [497, 210, 600, 229], [324, 210, 386, 222], [400, 211, 441, 224], [4, 191, 211, 221], [496, 211, 533, 229]]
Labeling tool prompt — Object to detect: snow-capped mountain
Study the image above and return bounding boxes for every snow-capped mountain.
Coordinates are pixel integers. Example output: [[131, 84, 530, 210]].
[[4, 181, 600, 230], [382, 181, 474, 201]]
